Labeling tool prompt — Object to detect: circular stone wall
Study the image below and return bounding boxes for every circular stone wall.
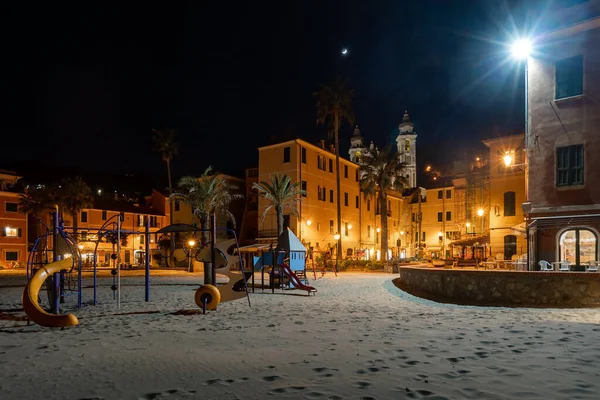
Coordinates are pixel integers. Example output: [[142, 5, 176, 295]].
[[398, 267, 600, 307]]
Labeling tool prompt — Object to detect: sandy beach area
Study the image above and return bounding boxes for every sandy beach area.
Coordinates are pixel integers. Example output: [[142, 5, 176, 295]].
[[1, 271, 599, 399]]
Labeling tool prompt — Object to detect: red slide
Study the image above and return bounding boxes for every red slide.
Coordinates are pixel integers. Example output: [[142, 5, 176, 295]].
[[281, 263, 317, 294]]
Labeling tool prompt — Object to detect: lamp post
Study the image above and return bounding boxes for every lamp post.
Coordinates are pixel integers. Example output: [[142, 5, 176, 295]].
[[477, 208, 484, 234], [333, 233, 341, 268], [511, 37, 532, 269], [187, 239, 196, 272]]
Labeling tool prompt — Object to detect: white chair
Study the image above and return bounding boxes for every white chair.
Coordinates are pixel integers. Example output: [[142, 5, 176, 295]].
[[539, 260, 553, 271], [559, 260, 571, 271], [586, 261, 599, 272]]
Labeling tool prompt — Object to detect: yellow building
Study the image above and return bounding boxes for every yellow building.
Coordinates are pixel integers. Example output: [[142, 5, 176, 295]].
[[483, 135, 527, 260], [256, 139, 404, 261]]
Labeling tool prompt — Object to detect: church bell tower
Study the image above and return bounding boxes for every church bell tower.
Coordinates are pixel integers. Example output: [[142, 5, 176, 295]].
[[396, 110, 417, 188]]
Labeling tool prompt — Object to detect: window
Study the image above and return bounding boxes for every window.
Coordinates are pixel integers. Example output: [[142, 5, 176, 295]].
[[81, 211, 88, 223], [412, 212, 415, 222], [316, 222, 320, 231], [437, 190, 443, 199], [405, 139, 410, 151], [504, 191, 516, 216], [415, 232, 419, 242], [555, 55, 583, 99], [504, 235, 517, 261], [283, 147, 291, 163], [5, 251, 18, 261], [318, 186, 323, 201], [344, 223, 349, 237], [355, 170, 359, 182], [174, 200, 180, 211], [140, 234, 145, 245], [329, 220, 334, 234], [102, 210, 107, 220], [344, 192, 348, 206], [355, 195, 359, 208], [446, 211, 452, 221], [422, 232, 426, 242], [301, 147, 306, 164], [329, 159, 333, 173], [557, 145, 584, 186], [5, 202, 18, 212], [344, 165, 348, 178], [3, 227, 20, 237], [446, 189, 452, 199], [446, 231, 460, 240], [367, 225, 371, 238], [301, 181, 307, 197], [367, 200, 371, 211], [437, 212, 443, 222], [559, 228, 597, 266], [330, 189, 333, 203]]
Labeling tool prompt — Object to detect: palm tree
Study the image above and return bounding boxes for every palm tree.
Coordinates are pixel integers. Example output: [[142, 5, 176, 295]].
[[152, 128, 178, 225], [58, 176, 94, 241], [314, 76, 354, 259], [18, 186, 57, 260], [252, 173, 305, 237], [358, 146, 407, 262], [171, 166, 243, 282]]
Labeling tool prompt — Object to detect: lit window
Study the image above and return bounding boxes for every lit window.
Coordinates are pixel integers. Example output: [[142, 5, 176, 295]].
[[4, 227, 18, 237]]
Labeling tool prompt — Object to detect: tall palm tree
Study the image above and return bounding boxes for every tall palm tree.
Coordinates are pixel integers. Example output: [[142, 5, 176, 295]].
[[314, 76, 354, 259], [171, 166, 243, 282], [253, 173, 305, 237], [359, 146, 407, 262], [18, 186, 57, 260], [152, 128, 178, 225], [58, 176, 94, 241]]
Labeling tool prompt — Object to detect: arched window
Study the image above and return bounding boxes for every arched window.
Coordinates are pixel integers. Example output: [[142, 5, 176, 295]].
[[405, 139, 410, 151], [504, 191, 516, 216], [559, 228, 598, 266], [504, 235, 517, 260]]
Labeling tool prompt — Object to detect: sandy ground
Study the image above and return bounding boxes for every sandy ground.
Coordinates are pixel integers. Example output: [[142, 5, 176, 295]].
[[1, 271, 599, 400]]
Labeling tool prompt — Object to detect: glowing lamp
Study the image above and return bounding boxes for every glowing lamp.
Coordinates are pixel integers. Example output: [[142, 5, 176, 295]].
[[376, 227, 381, 233], [466, 222, 471, 228], [477, 208, 484, 217], [503, 152, 513, 167], [511, 38, 532, 59], [306, 219, 312, 226], [333, 233, 341, 240], [188, 240, 196, 247], [347, 224, 352, 230]]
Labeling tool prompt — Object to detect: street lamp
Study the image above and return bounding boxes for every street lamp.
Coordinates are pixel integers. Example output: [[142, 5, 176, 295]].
[[333, 233, 340, 241], [477, 208, 485, 234], [306, 219, 312, 226], [466, 222, 471, 234], [347, 223, 352, 230], [187, 239, 196, 272], [511, 38, 532, 60]]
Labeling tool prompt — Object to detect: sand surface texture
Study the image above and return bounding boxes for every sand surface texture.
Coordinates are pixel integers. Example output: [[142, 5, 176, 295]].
[[1, 272, 599, 399]]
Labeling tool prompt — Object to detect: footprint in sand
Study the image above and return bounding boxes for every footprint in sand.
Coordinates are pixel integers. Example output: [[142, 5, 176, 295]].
[[262, 375, 281, 382]]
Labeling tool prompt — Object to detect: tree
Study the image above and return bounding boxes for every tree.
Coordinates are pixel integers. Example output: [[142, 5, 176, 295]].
[[171, 166, 243, 282], [18, 186, 57, 261], [252, 173, 305, 237], [358, 146, 407, 262], [152, 128, 178, 225], [58, 176, 94, 241], [314, 76, 354, 260]]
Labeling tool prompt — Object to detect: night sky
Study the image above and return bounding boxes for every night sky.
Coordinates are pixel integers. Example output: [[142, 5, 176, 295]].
[[3, 0, 544, 184]]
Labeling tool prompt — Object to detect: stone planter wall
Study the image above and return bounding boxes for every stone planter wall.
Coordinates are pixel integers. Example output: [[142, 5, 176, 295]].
[[398, 267, 600, 307]]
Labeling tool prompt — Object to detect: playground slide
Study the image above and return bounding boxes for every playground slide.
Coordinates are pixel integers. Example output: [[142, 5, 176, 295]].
[[22, 259, 79, 328], [281, 263, 317, 294]]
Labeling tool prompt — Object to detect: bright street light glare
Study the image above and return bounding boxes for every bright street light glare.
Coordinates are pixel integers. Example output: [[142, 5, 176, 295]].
[[504, 152, 513, 167], [511, 39, 532, 59], [477, 208, 484, 217]]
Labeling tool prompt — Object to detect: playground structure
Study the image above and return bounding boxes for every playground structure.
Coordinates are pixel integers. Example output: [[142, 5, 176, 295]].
[[22, 209, 251, 327], [237, 228, 317, 295]]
